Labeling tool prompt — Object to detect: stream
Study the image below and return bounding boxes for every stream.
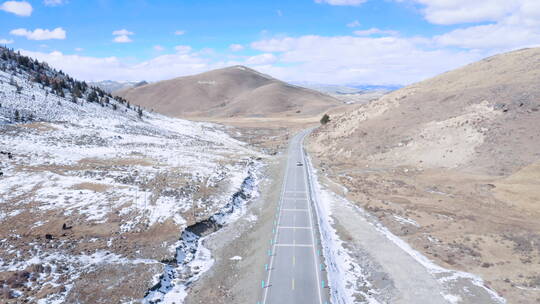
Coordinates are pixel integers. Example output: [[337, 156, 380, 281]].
[[144, 160, 261, 303]]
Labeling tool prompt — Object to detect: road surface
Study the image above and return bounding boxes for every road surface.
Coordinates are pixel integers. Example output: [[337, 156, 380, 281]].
[[262, 130, 329, 304]]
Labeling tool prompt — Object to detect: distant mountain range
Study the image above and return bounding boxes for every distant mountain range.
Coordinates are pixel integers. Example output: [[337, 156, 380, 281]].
[[293, 82, 401, 95], [89, 80, 148, 93]]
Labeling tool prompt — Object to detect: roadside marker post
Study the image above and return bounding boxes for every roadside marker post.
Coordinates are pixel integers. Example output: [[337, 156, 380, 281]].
[[262, 280, 265, 288], [322, 280, 325, 288], [265, 264, 268, 271]]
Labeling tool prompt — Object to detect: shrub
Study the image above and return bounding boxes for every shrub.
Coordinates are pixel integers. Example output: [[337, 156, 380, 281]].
[[320, 114, 330, 125]]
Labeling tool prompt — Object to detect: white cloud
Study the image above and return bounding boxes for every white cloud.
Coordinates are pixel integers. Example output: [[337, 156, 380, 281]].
[[154, 45, 165, 51], [0, 38, 14, 44], [229, 44, 244, 51], [410, 0, 517, 25], [0, 1, 32, 16], [113, 35, 132, 43], [174, 30, 186, 36], [112, 29, 134, 43], [10, 27, 66, 40], [174, 45, 192, 54], [315, 0, 366, 6], [74, 47, 83, 52], [16, 29, 490, 86], [354, 28, 399, 36], [250, 34, 485, 85], [246, 53, 277, 65], [112, 29, 134, 36], [19, 49, 213, 82], [251, 37, 298, 52], [347, 20, 361, 28], [43, 0, 67, 6], [435, 23, 540, 50], [406, 0, 540, 51]]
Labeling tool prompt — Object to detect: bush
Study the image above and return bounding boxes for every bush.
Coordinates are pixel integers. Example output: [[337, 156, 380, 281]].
[[87, 91, 98, 103], [320, 114, 330, 125]]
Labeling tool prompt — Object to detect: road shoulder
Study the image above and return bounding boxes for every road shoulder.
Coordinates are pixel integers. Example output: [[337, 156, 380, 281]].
[[185, 153, 286, 304]]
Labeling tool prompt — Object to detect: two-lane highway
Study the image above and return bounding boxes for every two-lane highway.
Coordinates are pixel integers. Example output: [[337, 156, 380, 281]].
[[262, 130, 329, 304]]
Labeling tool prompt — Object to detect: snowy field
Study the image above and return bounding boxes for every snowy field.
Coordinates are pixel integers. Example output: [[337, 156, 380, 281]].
[[0, 67, 264, 303]]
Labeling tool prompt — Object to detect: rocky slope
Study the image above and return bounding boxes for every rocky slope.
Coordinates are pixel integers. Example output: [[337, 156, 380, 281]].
[[0, 47, 263, 303], [308, 47, 540, 303], [116, 65, 340, 118]]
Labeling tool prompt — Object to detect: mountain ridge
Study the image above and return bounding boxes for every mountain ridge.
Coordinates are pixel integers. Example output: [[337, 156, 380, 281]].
[[116, 65, 341, 118]]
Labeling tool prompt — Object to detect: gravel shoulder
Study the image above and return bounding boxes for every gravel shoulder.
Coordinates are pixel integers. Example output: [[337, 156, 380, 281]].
[[185, 152, 286, 304]]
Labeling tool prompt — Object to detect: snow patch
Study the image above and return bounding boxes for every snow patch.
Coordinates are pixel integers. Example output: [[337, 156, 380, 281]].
[[393, 215, 420, 227]]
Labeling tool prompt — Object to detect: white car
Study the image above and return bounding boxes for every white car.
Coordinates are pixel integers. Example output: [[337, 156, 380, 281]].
[[296, 162, 303, 166]]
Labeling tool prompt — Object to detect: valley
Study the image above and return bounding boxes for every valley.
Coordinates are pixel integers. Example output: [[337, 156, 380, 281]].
[[1, 43, 540, 304]]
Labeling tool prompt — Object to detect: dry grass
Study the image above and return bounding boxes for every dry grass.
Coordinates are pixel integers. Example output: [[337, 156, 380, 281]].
[[307, 48, 540, 303], [117, 65, 341, 118], [19, 122, 58, 132], [78, 157, 158, 167], [71, 182, 111, 192]]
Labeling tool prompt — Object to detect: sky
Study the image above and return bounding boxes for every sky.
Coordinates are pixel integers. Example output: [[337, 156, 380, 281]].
[[1, 0, 540, 85]]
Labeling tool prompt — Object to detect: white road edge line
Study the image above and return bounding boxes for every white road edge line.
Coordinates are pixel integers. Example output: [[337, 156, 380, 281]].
[[275, 244, 314, 247], [300, 130, 324, 304]]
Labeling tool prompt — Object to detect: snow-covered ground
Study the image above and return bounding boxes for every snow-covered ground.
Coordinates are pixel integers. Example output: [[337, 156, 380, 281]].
[[0, 62, 264, 303]]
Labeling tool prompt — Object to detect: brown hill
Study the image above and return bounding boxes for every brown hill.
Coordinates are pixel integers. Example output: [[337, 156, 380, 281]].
[[311, 47, 540, 174], [308, 47, 540, 303], [116, 65, 340, 118]]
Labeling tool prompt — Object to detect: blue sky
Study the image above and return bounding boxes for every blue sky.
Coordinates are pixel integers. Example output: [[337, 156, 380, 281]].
[[1, 0, 539, 84]]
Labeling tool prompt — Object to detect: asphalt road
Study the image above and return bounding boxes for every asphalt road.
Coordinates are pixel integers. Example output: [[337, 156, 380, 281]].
[[262, 130, 329, 304]]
